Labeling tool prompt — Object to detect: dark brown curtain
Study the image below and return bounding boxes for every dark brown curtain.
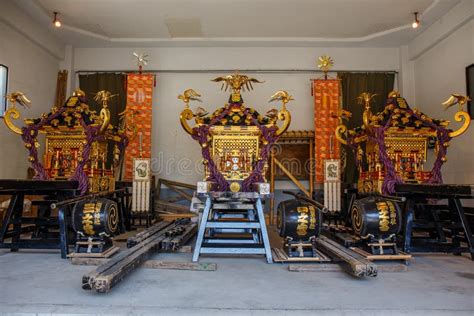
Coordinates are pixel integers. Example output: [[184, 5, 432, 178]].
[[337, 72, 395, 184], [79, 73, 127, 167], [78, 73, 126, 127]]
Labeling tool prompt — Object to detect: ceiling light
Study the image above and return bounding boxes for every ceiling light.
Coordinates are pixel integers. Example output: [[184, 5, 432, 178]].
[[412, 12, 420, 29], [53, 12, 61, 28]]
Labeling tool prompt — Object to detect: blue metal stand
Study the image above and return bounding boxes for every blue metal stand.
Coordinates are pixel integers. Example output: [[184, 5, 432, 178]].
[[192, 195, 273, 263]]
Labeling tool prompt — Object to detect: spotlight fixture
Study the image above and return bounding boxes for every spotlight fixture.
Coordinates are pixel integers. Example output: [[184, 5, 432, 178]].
[[412, 12, 420, 29], [53, 12, 61, 28]]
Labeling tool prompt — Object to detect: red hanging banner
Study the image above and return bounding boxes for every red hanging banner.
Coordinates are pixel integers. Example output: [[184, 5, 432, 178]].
[[313, 79, 340, 184], [124, 73, 154, 180]]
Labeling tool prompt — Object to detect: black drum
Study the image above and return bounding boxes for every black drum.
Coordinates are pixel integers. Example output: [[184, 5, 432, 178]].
[[351, 196, 402, 238], [72, 198, 119, 237], [277, 199, 321, 240]]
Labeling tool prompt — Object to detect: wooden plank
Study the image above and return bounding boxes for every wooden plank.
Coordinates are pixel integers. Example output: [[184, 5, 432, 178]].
[[166, 183, 193, 202], [156, 209, 175, 214], [289, 263, 407, 273], [127, 221, 172, 248], [376, 263, 408, 272], [165, 224, 197, 251], [289, 264, 341, 272], [315, 236, 378, 277], [176, 245, 192, 253], [271, 248, 331, 263], [71, 257, 107, 266], [142, 261, 216, 271], [274, 158, 311, 198], [68, 246, 120, 259], [158, 213, 196, 220], [165, 196, 186, 203], [350, 247, 412, 261], [72, 258, 216, 271], [83, 221, 184, 292], [155, 200, 190, 213], [160, 179, 197, 191]]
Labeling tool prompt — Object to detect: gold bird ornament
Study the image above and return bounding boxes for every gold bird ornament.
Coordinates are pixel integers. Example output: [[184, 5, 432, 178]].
[[442, 94, 470, 111], [178, 89, 202, 107], [6, 91, 31, 108], [94, 90, 117, 107], [269, 90, 293, 112], [212, 73, 264, 93], [269, 90, 294, 104], [357, 92, 378, 109]]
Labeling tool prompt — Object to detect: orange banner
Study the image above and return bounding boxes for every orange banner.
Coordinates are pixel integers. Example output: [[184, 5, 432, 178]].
[[124, 73, 154, 180], [313, 79, 340, 184]]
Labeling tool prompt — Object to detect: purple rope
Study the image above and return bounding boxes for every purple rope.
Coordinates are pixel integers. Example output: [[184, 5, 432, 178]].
[[189, 105, 281, 192], [70, 119, 129, 195], [192, 124, 229, 191], [191, 107, 232, 191], [241, 110, 279, 191], [410, 110, 451, 184], [18, 97, 129, 195], [21, 126, 48, 180], [20, 107, 67, 180], [70, 121, 101, 195], [346, 100, 451, 194], [371, 128, 403, 194]]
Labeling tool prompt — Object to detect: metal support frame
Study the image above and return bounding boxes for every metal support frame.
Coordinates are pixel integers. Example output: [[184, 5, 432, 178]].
[[193, 195, 273, 263]]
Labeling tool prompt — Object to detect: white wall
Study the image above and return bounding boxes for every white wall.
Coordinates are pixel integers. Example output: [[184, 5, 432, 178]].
[[0, 20, 60, 178], [73, 46, 400, 184], [413, 19, 474, 184]]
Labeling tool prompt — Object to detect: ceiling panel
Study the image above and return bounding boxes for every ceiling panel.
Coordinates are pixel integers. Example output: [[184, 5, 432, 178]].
[[15, 0, 460, 47], [36, 0, 434, 38]]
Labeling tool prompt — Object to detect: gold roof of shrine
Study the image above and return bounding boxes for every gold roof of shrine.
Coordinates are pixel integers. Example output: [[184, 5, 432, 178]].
[[4, 89, 136, 142], [335, 91, 471, 145]]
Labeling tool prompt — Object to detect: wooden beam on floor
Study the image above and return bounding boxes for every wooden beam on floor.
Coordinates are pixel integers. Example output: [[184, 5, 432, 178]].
[[72, 258, 216, 271], [288, 263, 408, 273], [142, 260, 216, 271], [176, 245, 192, 253]]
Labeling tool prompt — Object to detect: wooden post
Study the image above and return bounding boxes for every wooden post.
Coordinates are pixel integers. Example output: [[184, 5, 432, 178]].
[[274, 158, 311, 198], [309, 137, 314, 197], [270, 150, 276, 226]]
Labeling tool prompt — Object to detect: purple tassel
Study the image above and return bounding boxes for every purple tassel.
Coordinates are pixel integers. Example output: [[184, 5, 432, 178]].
[[20, 107, 67, 180]]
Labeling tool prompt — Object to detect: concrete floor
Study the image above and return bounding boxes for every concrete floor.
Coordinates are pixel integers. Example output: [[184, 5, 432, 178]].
[[0, 246, 473, 316]]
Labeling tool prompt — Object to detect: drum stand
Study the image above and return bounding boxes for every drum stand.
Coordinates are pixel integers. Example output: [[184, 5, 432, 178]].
[[74, 233, 113, 254], [363, 234, 398, 255], [284, 236, 318, 257], [193, 193, 273, 263]]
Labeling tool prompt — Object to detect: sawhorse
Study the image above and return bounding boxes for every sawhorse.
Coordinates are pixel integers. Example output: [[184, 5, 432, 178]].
[[193, 193, 273, 263]]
